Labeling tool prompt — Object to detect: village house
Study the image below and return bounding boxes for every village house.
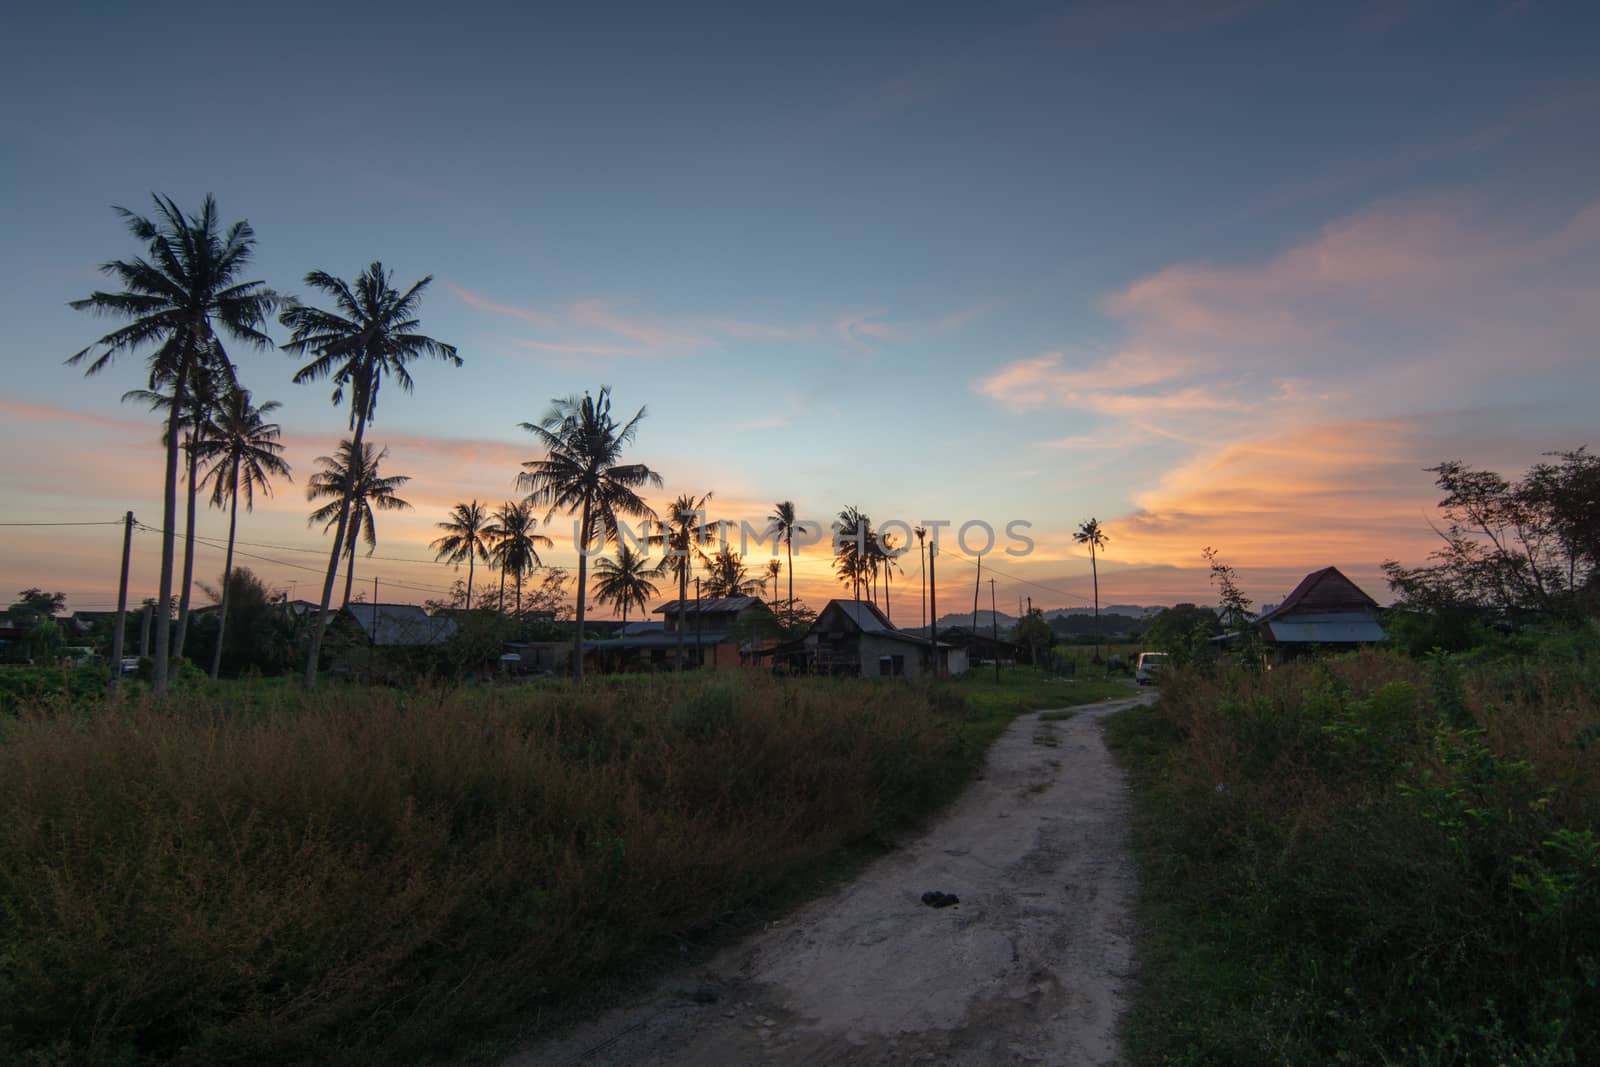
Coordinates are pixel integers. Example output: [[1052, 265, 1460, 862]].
[[768, 599, 969, 678], [585, 595, 773, 672], [1253, 566, 1386, 663]]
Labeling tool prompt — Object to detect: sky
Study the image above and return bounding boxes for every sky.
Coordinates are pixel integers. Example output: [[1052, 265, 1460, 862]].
[[2, 0, 1597, 620]]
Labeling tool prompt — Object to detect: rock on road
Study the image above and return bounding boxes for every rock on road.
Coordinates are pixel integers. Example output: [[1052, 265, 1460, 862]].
[[507, 689, 1156, 1067]]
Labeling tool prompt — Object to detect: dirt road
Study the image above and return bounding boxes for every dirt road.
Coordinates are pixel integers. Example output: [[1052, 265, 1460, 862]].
[[507, 690, 1155, 1067]]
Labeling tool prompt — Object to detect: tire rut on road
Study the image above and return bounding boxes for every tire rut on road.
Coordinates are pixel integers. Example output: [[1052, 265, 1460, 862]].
[[506, 689, 1156, 1067]]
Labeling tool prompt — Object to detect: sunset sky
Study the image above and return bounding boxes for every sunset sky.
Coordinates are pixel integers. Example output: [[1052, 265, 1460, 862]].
[[2, 1, 1597, 618]]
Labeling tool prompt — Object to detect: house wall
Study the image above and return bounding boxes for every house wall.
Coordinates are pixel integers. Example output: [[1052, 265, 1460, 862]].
[[857, 634, 927, 678]]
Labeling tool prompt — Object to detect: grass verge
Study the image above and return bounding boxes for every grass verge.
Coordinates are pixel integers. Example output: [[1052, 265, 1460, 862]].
[[1106, 640, 1600, 1065]]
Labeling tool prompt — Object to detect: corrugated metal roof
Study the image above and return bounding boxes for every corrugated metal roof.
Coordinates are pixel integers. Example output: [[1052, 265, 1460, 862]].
[[1258, 567, 1380, 623], [825, 599, 895, 632], [653, 596, 762, 616], [1265, 615, 1386, 644], [345, 604, 458, 646], [588, 630, 730, 650]]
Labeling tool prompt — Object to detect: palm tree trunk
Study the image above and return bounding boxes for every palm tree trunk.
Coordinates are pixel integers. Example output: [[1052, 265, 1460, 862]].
[[572, 498, 591, 682], [173, 437, 199, 662], [466, 552, 475, 612], [151, 353, 191, 695], [210, 457, 240, 680], [786, 537, 794, 609], [304, 414, 366, 689], [1090, 545, 1101, 662], [516, 568, 523, 614], [499, 567, 507, 614], [342, 539, 357, 610], [675, 556, 688, 671]]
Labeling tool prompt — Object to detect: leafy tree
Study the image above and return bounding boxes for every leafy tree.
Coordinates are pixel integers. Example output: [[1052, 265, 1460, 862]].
[[431, 500, 493, 611], [193, 567, 288, 675], [307, 442, 412, 609], [1204, 546, 1263, 669], [516, 388, 661, 682], [1074, 518, 1109, 661], [8, 589, 67, 624], [593, 544, 663, 625], [280, 263, 459, 688], [69, 194, 277, 692], [1384, 449, 1600, 622], [1009, 608, 1056, 666], [1142, 602, 1222, 666], [196, 387, 290, 678]]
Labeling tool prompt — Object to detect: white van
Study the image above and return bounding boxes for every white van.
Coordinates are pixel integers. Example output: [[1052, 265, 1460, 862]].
[[1135, 652, 1169, 685]]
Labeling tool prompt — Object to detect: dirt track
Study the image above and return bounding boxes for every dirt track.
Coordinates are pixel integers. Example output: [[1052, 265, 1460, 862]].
[[507, 689, 1155, 1067]]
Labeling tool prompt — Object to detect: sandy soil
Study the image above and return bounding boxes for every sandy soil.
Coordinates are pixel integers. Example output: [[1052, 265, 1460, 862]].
[[506, 689, 1155, 1067]]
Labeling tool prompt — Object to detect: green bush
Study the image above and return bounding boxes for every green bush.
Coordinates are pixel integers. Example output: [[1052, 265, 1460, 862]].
[[1109, 643, 1600, 1065]]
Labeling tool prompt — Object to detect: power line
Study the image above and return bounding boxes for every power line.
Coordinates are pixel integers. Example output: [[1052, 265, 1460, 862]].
[[0, 520, 125, 527], [935, 550, 1094, 606]]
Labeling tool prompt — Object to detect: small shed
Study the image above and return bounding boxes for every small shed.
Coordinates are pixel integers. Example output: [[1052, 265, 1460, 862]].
[[1255, 567, 1385, 661]]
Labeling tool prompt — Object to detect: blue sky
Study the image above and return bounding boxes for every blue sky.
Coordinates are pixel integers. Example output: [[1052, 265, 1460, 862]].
[[3, 0, 1597, 614]]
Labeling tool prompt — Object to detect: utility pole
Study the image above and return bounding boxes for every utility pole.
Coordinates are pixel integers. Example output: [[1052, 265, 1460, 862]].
[[990, 577, 1000, 683], [694, 575, 703, 668], [109, 510, 133, 693], [972, 553, 982, 631], [929, 543, 939, 676]]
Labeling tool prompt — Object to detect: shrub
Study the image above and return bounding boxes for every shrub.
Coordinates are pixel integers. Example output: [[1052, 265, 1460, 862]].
[[1110, 644, 1600, 1065]]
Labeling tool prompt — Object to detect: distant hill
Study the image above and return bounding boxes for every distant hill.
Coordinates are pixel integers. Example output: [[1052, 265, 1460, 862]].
[[1044, 605, 1164, 619]]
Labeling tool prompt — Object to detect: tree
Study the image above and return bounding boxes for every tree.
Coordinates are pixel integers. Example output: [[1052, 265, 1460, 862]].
[[194, 566, 286, 675], [767, 501, 810, 610], [487, 500, 553, 615], [593, 544, 664, 625], [765, 559, 783, 606], [431, 500, 493, 611], [1074, 518, 1109, 661], [8, 589, 67, 624], [703, 545, 762, 598], [307, 442, 412, 609], [1142, 603, 1222, 667], [652, 492, 720, 671], [68, 195, 277, 693], [1383, 450, 1600, 621], [516, 388, 661, 682], [196, 387, 290, 679], [1204, 546, 1262, 669], [124, 361, 232, 664], [1010, 608, 1056, 667], [280, 263, 459, 688], [834, 506, 877, 602]]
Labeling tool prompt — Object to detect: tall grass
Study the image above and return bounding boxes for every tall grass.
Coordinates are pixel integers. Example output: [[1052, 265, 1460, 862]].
[[0, 673, 989, 1065], [1109, 638, 1600, 1065]]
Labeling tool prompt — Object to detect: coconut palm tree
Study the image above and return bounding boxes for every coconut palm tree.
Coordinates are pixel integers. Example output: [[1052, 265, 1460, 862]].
[[651, 491, 720, 671], [196, 387, 290, 678], [593, 544, 664, 626], [767, 500, 810, 609], [703, 545, 762, 599], [516, 388, 661, 682], [1074, 517, 1110, 661], [122, 358, 232, 663], [487, 500, 553, 614], [280, 264, 459, 687], [68, 195, 277, 692], [765, 559, 783, 606], [307, 442, 412, 609], [430, 500, 493, 611], [834, 506, 877, 602]]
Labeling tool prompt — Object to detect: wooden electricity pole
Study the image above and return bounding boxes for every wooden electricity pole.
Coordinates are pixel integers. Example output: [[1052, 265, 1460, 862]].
[[990, 577, 1000, 682], [929, 543, 939, 676], [109, 510, 133, 693]]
